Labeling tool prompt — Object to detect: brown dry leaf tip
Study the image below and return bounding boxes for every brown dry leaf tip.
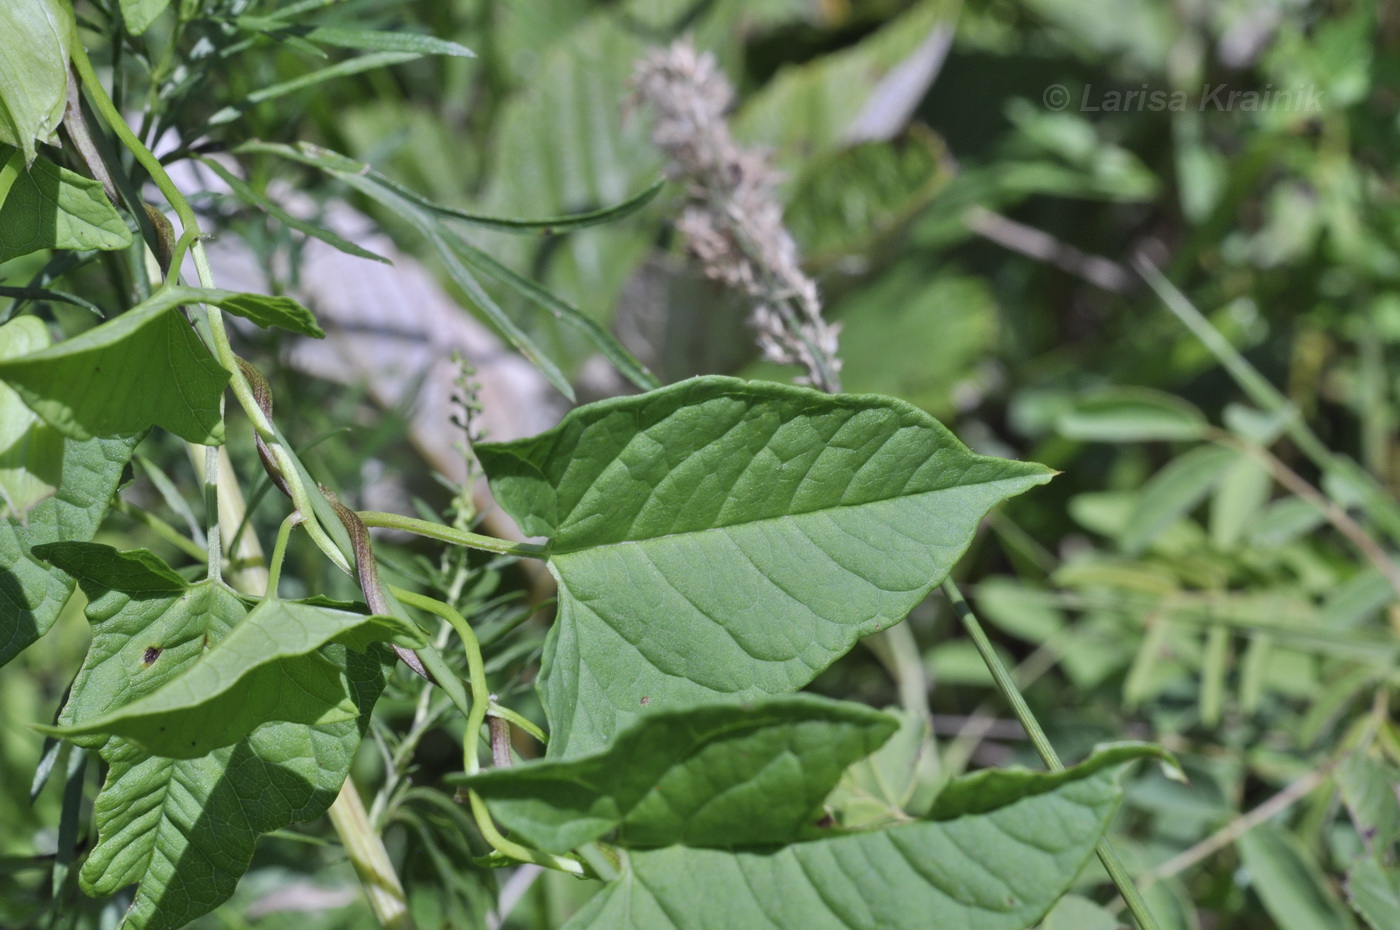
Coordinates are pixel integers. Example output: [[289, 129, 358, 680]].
[[630, 38, 842, 393]]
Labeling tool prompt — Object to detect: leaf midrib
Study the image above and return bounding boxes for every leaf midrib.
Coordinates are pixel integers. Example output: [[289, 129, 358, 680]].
[[547, 472, 1045, 557]]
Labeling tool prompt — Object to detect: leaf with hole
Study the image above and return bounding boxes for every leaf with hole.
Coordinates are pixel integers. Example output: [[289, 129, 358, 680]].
[[476, 376, 1052, 757], [36, 544, 422, 757], [50, 546, 391, 930]]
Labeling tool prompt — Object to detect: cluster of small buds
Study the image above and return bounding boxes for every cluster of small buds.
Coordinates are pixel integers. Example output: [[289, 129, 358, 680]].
[[630, 39, 842, 392]]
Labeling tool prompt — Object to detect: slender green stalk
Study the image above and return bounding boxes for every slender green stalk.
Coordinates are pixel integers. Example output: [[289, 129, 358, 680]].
[[488, 703, 546, 744], [265, 513, 298, 598], [359, 512, 549, 559], [389, 587, 491, 774], [71, 41, 352, 579], [943, 580, 1161, 930], [388, 586, 581, 875]]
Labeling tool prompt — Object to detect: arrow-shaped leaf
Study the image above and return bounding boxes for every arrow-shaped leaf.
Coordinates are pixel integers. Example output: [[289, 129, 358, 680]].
[[37, 542, 420, 758], [476, 377, 1053, 757], [0, 145, 134, 261], [564, 745, 1155, 930]]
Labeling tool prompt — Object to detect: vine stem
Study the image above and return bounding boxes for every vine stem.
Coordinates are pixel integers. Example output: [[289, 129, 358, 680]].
[[70, 43, 409, 929], [387, 587, 583, 877], [69, 41, 352, 579], [358, 511, 549, 559], [943, 580, 1162, 930]]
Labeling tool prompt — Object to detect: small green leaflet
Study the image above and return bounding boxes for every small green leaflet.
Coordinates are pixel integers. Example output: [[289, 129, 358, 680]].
[[37, 542, 420, 757], [120, 0, 170, 34], [0, 145, 133, 261], [0, 0, 74, 163], [49, 544, 391, 930], [476, 377, 1053, 757], [563, 745, 1157, 930], [453, 695, 898, 854], [0, 319, 137, 667]]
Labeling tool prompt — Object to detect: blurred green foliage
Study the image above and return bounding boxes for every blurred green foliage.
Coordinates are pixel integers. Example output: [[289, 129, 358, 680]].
[[4, 0, 1400, 928]]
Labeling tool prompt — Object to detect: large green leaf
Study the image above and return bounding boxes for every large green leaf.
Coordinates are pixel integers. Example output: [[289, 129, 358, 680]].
[[0, 0, 73, 163], [453, 695, 898, 854], [476, 377, 1052, 757], [0, 315, 62, 519], [563, 745, 1153, 930], [0, 146, 133, 261], [0, 321, 137, 666], [35, 545, 421, 757], [53, 549, 390, 930], [0, 288, 229, 444]]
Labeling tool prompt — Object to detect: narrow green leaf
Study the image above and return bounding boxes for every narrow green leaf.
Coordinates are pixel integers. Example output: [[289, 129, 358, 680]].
[[57, 566, 390, 930], [1058, 388, 1207, 443], [1209, 452, 1272, 548], [120, 0, 170, 34], [236, 140, 578, 399], [0, 0, 73, 163], [445, 232, 659, 391], [0, 145, 134, 262], [197, 156, 390, 264], [233, 17, 474, 58], [477, 377, 1052, 757], [296, 25, 474, 58], [209, 52, 423, 125], [1120, 445, 1236, 554], [1239, 823, 1358, 930], [35, 572, 423, 757], [1347, 858, 1400, 930], [564, 745, 1152, 930], [0, 288, 228, 443], [453, 695, 898, 853]]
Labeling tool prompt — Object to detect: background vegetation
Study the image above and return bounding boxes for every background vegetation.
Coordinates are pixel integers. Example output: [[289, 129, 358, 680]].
[[3, 0, 1399, 928]]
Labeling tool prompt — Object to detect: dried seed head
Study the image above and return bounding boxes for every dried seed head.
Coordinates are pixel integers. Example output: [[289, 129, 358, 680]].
[[631, 39, 841, 392]]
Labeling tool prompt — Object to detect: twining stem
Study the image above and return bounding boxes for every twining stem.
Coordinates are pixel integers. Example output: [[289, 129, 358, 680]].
[[71, 43, 409, 927], [943, 580, 1162, 930], [358, 511, 549, 559], [389, 586, 581, 876], [70, 42, 352, 580], [389, 587, 490, 774]]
